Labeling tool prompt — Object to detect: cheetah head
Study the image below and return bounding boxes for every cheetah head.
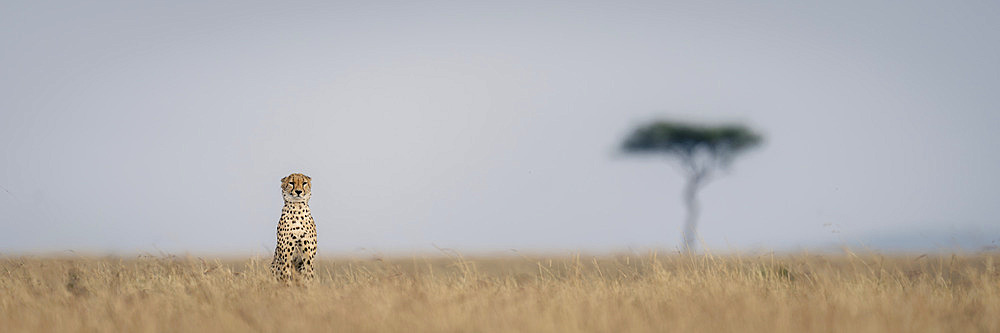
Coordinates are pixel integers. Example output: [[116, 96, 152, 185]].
[[281, 173, 312, 203]]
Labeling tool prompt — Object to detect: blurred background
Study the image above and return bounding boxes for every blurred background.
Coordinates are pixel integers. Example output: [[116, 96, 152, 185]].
[[2, 0, 998, 255]]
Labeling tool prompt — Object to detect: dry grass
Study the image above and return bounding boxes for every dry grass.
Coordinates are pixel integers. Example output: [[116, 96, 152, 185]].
[[1, 251, 998, 332]]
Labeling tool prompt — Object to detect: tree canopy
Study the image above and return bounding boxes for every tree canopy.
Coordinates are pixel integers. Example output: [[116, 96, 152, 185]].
[[622, 120, 763, 174]]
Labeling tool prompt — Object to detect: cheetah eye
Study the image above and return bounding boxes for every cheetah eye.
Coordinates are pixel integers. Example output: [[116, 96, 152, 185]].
[[303, 182, 308, 185]]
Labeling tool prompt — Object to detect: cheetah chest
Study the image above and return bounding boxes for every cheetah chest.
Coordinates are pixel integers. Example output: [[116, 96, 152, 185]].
[[280, 214, 313, 238]]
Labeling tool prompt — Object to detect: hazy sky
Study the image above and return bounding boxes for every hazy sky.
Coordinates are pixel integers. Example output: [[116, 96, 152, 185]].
[[2, 1, 998, 255]]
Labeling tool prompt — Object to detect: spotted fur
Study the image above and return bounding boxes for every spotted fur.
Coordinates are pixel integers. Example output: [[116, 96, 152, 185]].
[[271, 173, 317, 284]]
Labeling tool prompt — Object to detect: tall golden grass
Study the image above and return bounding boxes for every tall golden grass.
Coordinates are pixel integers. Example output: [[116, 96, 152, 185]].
[[1, 251, 997, 332]]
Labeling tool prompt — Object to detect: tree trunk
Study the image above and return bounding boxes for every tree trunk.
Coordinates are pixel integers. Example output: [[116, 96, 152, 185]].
[[682, 172, 704, 252]]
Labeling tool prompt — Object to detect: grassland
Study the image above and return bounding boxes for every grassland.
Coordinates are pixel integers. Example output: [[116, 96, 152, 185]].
[[1, 251, 998, 332]]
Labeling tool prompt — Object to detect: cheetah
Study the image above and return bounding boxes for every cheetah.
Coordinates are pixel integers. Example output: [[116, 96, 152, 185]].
[[271, 173, 318, 283]]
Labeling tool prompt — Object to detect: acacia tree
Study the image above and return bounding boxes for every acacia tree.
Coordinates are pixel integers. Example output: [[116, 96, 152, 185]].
[[622, 120, 763, 252]]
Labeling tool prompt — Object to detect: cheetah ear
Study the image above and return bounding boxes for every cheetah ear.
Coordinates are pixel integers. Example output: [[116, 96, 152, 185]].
[[280, 175, 289, 184], [304, 175, 311, 181]]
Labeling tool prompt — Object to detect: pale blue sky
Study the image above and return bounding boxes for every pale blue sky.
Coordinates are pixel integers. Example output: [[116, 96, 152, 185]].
[[2, 1, 998, 255]]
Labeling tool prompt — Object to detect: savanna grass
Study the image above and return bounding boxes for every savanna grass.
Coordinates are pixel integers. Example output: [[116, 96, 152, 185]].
[[1, 252, 997, 332]]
